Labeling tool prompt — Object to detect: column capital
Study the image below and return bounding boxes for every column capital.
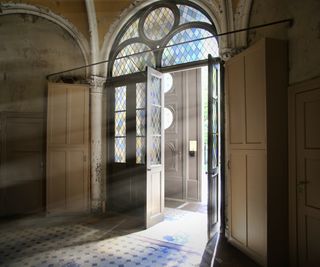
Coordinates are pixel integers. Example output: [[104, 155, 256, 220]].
[[89, 75, 106, 94], [220, 47, 246, 61]]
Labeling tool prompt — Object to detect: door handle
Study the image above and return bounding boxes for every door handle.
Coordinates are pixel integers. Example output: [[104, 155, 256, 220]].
[[147, 168, 151, 171]]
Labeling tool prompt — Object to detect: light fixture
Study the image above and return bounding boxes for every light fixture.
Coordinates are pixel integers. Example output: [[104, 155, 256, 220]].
[[189, 140, 197, 157]]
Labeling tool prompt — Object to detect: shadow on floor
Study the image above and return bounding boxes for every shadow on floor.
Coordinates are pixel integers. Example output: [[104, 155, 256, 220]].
[[201, 234, 261, 267]]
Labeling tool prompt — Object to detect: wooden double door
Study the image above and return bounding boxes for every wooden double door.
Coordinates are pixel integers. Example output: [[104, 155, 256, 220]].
[[107, 68, 165, 228]]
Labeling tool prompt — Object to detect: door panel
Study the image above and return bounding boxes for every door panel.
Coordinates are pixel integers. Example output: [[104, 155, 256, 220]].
[[0, 113, 44, 216], [296, 88, 320, 267], [230, 152, 247, 245], [207, 57, 220, 238], [47, 83, 89, 214], [164, 72, 184, 200], [146, 67, 164, 228]]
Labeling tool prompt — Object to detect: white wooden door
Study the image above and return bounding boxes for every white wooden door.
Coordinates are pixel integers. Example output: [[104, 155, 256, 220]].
[[146, 67, 164, 228], [47, 83, 89, 214], [296, 87, 320, 267]]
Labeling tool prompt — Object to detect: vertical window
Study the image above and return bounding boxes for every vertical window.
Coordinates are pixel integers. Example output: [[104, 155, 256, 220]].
[[115, 86, 126, 163], [136, 83, 146, 164], [150, 76, 162, 165]]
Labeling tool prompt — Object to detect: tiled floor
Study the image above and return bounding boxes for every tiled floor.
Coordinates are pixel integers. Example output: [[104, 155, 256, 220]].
[[0, 208, 207, 267]]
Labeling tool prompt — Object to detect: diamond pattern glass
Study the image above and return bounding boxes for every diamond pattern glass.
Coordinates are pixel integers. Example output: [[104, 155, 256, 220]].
[[115, 112, 126, 136], [150, 76, 161, 105], [120, 19, 139, 44], [143, 7, 175, 41], [136, 109, 146, 136], [115, 86, 126, 111], [151, 106, 161, 135], [115, 137, 126, 163], [178, 5, 211, 25], [136, 137, 145, 164], [151, 136, 161, 165], [136, 83, 146, 109], [162, 28, 219, 67], [112, 43, 155, 77]]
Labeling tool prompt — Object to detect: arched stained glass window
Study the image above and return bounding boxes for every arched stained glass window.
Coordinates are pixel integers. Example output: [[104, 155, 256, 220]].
[[109, 1, 219, 77]]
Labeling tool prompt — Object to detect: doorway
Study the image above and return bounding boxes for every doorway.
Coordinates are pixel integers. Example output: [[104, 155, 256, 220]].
[[163, 61, 222, 250]]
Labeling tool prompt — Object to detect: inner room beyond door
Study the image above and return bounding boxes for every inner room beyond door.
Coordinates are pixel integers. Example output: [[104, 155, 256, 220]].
[[107, 67, 165, 228], [164, 68, 203, 202]]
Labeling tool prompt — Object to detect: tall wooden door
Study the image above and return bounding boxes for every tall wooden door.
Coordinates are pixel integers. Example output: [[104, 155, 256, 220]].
[[164, 72, 184, 200], [296, 87, 320, 267], [0, 112, 44, 216], [207, 56, 221, 238], [47, 83, 89, 214], [146, 67, 165, 228]]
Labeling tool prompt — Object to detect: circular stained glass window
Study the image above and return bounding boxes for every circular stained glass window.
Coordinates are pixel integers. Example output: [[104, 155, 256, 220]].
[[143, 7, 175, 41], [164, 107, 174, 130], [163, 73, 173, 93]]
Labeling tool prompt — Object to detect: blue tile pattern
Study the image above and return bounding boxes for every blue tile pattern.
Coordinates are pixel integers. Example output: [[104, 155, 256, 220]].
[[143, 7, 175, 41], [162, 28, 219, 67], [178, 5, 211, 25], [0, 209, 203, 267]]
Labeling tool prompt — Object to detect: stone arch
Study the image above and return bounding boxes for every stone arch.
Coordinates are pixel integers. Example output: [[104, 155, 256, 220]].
[[0, 2, 90, 66]]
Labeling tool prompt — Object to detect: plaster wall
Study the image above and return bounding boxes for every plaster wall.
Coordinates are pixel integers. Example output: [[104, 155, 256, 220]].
[[248, 0, 320, 84], [0, 14, 86, 113], [0, 0, 90, 41]]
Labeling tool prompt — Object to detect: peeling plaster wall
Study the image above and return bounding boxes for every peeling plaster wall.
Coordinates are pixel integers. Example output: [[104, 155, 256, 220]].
[[248, 0, 320, 84], [94, 0, 134, 48], [1, 0, 90, 41], [0, 14, 86, 113]]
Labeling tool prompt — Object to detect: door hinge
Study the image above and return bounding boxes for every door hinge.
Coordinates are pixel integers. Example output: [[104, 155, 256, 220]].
[[227, 160, 231, 170]]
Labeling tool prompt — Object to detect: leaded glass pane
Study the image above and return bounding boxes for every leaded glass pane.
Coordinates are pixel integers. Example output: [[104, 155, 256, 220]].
[[136, 83, 146, 109], [151, 106, 161, 135], [151, 136, 161, 165], [115, 137, 126, 163], [112, 43, 155, 77], [212, 134, 218, 168], [115, 86, 126, 111], [115, 112, 126, 136], [144, 7, 174, 41], [212, 101, 218, 133], [136, 109, 146, 136], [178, 5, 211, 25], [120, 19, 139, 44], [162, 28, 219, 67], [136, 137, 145, 164], [150, 76, 161, 105]]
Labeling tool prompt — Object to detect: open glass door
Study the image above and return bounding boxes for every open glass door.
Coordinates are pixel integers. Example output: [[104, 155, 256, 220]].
[[146, 67, 165, 228], [107, 67, 164, 229], [207, 55, 221, 239]]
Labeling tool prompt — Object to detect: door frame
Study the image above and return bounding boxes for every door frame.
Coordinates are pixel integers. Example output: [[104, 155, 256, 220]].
[[288, 76, 320, 267]]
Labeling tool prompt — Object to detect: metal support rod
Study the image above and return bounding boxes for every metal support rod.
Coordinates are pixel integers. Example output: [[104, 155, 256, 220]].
[[47, 18, 293, 78]]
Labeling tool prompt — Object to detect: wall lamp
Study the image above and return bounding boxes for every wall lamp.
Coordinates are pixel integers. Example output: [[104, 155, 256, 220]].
[[189, 140, 197, 157]]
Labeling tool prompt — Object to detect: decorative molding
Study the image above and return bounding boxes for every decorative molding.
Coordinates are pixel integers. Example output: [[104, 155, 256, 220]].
[[0, 3, 90, 66]]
